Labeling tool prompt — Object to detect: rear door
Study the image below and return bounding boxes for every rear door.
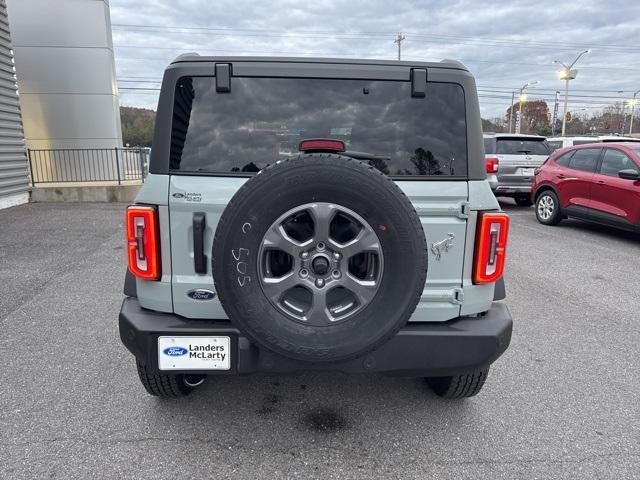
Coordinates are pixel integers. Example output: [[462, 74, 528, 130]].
[[589, 147, 640, 227], [165, 62, 472, 322], [559, 147, 601, 211], [495, 137, 550, 187]]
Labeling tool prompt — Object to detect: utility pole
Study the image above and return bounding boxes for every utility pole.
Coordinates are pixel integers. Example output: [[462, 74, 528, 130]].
[[629, 89, 640, 135], [508, 91, 515, 133], [394, 33, 405, 61], [554, 49, 590, 136]]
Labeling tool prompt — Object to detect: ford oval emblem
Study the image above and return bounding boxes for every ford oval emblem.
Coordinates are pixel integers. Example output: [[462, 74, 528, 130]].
[[172, 192, 185, 199], [187, 289, 216, 301], [163, 346, 188, 356]]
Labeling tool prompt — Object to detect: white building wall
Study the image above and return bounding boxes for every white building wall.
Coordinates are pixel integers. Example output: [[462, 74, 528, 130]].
[[7, 0, 122, 150]]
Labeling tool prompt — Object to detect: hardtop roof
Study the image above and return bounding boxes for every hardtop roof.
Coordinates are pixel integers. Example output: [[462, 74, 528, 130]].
[[169, 54, 469, 71]]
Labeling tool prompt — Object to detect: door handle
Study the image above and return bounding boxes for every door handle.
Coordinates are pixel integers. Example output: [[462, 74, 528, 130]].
[[193, 212, 207, 274], [556, 173, 566, 179], [597, 180, 605, 185]]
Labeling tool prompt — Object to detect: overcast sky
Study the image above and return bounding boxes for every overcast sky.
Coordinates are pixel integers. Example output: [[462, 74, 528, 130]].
[[110, 0, 640, 120]]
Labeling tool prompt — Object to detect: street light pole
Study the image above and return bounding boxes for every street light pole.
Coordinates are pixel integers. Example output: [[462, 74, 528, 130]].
[[562, 77, 569, 135], [629, 89, 640, 135], [554, 49, 590, 136], [515, 81, 539, 134]]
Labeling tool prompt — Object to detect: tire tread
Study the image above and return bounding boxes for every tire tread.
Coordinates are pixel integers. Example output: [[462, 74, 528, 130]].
[[427, 368, 489, 399], [136, 361, 192, 397]]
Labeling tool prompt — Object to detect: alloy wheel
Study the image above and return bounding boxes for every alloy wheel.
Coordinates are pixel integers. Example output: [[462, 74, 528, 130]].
[[258, 202, 384, 326]]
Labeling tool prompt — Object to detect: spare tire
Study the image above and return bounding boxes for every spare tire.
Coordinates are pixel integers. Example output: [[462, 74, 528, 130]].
[[212, 154, 427, 363]]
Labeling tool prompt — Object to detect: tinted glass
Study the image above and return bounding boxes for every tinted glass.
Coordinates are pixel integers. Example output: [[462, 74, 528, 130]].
[[484, 138, 495, 154], [568, 148, 601, 172], [496, 139, 550, 155], [599, 149, 638, 176], [554, 150, 574, 167], [547, 140, 563, 151], [170, 77, 467, 176]]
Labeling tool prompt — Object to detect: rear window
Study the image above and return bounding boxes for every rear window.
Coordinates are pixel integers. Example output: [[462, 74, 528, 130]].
[[547, 140, 563, 151], [170, 77, 467, 176], [496, 138, 550, 155], [484, 137, 495, 155]]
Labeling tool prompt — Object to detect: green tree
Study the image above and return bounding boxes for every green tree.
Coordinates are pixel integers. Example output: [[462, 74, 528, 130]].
[[120, 107, 156, 147], [505, 100, 550, 134]]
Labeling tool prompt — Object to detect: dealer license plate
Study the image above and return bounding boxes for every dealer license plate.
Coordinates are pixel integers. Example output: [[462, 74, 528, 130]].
[[520, 168, 535, 176], [158, 336, 230, 370]]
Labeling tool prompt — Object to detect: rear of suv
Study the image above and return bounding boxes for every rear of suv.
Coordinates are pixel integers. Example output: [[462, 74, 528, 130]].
[[484, 133, 552, 206], [119, 56, 513, 399]]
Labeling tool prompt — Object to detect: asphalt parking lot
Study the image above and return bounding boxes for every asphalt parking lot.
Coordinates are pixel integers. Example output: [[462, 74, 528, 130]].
[[1, 201, 638, 479]]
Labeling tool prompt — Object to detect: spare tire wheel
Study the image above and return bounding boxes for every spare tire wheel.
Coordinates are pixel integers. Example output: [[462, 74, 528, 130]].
[[212, 154, 427, 363]]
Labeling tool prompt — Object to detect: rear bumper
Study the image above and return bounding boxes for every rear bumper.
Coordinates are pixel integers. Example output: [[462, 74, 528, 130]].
[[119, 297, 513, 376], [493, 184, 533, 194]]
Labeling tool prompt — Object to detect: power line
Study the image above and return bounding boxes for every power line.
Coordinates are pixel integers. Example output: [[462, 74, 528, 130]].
[[110, 44, 640, 73], [111, 23, 639, 52], [112, 27, 639, 54]]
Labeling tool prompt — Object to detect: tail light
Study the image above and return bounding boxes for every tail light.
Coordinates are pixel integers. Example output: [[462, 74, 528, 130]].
[[486, 157, 499, 174], [126, 205, 160, 280], [473, 212, 509, 284]]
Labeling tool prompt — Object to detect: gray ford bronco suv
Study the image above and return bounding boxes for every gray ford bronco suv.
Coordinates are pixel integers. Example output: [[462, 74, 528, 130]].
[[119, 55, 513, 399]]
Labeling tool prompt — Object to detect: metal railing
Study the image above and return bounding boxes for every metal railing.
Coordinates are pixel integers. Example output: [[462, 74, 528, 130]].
[[27, 147, 149, 185]]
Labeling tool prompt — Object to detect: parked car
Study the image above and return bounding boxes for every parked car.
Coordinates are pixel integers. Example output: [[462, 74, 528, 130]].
[[532, 142, 640, 231], [483, 133, 552, 206], [547, 135, 640, 152], [119, 55, 513, 400]]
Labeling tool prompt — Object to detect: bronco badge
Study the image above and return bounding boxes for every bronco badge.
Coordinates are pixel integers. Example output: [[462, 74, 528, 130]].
[[430, 233, 455, 261]]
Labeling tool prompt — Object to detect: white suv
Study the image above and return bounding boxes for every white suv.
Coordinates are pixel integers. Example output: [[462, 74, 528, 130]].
[[547, 135, 640, 151]]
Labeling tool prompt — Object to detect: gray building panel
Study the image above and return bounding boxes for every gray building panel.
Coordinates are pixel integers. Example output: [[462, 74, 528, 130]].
[[0, 0, 29, 205]]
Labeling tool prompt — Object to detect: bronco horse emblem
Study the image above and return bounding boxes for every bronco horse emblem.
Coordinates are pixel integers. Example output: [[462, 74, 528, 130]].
[[430, 233, 455, 261]]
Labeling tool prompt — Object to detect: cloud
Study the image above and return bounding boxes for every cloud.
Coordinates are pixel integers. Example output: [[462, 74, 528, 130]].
[[110, 0, 640, 119]]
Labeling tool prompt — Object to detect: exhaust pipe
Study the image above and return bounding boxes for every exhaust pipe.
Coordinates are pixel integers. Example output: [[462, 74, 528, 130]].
[[183, 375, 206, 388]]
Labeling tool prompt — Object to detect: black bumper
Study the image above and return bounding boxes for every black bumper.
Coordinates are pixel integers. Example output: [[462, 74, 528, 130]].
[[119, 297, 513, 376]]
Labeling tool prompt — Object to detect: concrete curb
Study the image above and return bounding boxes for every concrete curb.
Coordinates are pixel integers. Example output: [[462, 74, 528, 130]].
[[31, 184, 141, 203]]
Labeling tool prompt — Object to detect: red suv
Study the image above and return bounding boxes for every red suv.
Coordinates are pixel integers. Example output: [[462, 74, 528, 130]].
[[531, 142, 640, 231]]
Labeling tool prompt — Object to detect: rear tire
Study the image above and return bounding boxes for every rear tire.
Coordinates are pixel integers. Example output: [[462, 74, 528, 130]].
[[535, 190, 562, 225], [514, 195, 533, 207], [426, 368, 489, 399], [136, 360, 202, 397]]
